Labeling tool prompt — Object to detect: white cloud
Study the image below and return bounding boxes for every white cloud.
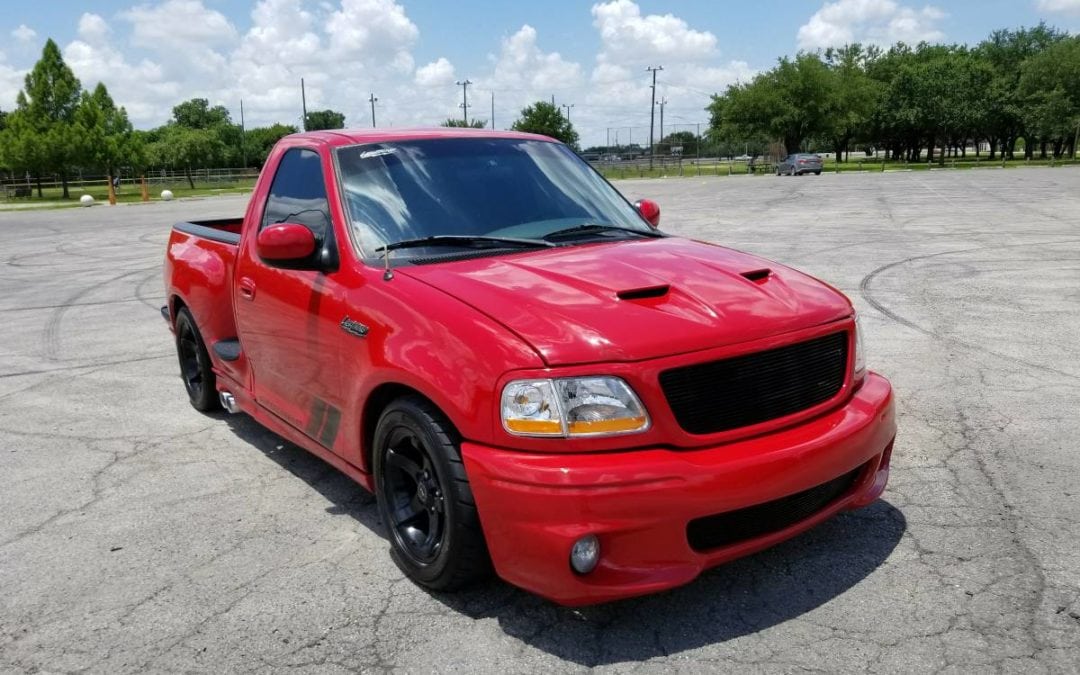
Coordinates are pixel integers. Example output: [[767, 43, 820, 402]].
[[11, 25, 37, 44], [591, 0, 718, 64], [122, 0, 238, 50], [77, 14, 111, 44], [3, 0, 745, 147], [580, 2, 751, 147], [0, 51, 25, 109], [490, 25, 583, 94], [415, 57, 455, 87], [324, 0, 419, 73], [1036, 0, 1080, 13], [64, 14, 177, 124], [797, 0, 946, 49]]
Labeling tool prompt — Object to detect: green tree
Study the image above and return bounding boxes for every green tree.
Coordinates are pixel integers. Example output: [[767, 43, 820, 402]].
[[822, 44, 881, 162], [510, 101, 579, 148], [75, 83, 141, 199], [440, 118, 486, 128], [2, 39, 83, 197], [305, 109, 345, 131], [979, 23, 1067, 158], [169, 98, 243, 167], [708, 53, 831, 155], [148, 125, 224, 189], [1018, 35, 1080, 158], [244, 123, 299, 167], [172, 98, 232, 130], [660, 130, 700, 155]]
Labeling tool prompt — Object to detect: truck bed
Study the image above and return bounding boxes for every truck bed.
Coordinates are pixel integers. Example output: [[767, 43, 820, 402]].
[[172, 218, 244, 245], [164, 217, 246, 388]]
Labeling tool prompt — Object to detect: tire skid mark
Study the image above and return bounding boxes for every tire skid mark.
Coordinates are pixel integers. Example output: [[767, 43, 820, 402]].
[[0, 297, 155, 313], [858, 238, 1080, 380], [133, 269, 166, 310], [41, 266, 158, 363], [0, 352, 171, 380]]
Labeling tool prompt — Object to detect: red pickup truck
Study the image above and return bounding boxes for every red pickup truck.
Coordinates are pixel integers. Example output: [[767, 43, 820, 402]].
[[163, 129, 895, 606]]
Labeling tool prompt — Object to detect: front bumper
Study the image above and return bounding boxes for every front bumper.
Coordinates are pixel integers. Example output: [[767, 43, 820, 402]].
[[461, 372, 895, 606]]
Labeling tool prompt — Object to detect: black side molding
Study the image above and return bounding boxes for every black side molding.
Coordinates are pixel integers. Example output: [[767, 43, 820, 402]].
[[212, 339, 242, 361], [174, 221, 242, 246]]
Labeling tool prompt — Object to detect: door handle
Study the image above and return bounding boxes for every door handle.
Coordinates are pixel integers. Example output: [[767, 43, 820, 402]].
[[238, 277, 256, 300]]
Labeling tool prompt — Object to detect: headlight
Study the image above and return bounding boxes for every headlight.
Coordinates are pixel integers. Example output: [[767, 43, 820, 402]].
[[854, 314, 866, 375], [501, 376, 649, 437]]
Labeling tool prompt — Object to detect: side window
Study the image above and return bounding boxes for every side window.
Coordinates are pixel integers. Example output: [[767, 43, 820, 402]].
[[261, 148, 330, 238]]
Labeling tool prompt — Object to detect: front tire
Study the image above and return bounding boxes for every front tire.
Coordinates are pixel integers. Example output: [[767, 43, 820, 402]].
[[174, 306, 219, 412], [374, 396, 491, 591]]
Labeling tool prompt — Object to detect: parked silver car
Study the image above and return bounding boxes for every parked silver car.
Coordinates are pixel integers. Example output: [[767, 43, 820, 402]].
[[776, 153, 823, 176]]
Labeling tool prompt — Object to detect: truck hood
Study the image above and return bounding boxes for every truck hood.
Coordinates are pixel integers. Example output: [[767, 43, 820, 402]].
[[399, 237, 852, 365]]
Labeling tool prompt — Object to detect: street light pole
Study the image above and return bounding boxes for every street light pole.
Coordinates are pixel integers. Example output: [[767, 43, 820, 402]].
[[646, 66, 663, 169], [369, 93, 378, 128], [560, 103, 574, 125]]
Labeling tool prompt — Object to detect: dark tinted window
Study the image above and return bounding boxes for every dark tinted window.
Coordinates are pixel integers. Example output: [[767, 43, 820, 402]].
[[336, 138, 649, 254], [262, 148, 330, 237]]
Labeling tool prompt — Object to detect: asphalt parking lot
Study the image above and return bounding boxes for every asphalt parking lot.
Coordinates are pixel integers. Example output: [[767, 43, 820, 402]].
[[1, 167, 1078, 673]]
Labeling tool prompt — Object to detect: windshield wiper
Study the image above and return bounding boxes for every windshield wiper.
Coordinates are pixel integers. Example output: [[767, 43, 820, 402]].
[[378, 234, 555, 253], [375, 235, 555, 280], [542, 223, 663, 241]]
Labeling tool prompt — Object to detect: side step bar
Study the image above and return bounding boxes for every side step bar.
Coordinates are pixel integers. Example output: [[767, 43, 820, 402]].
[[212, 338, 242, 361]]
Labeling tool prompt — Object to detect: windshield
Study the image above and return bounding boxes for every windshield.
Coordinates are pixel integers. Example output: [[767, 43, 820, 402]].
[[335, 138, 651, 256]]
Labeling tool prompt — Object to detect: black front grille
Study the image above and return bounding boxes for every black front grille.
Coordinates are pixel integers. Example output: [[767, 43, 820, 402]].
[[686, 466, 862, 552], [659, 331, 848, 435]]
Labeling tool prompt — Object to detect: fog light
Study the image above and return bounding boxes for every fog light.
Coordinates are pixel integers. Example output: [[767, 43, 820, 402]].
[[570, 534, 600, 575]]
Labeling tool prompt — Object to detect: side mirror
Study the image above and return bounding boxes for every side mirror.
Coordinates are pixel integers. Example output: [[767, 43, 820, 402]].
[[634, 198, 661, 228], [256, 223, 317, 262]]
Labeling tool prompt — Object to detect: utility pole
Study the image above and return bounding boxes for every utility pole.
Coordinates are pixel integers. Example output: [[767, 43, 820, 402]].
[[561, 103, 574, 125], [369, 93, 378, 128], [646, 66, 663, 169], [491, 91, 495, 130], [456, 79, 472, 125], [657, 97, 667, 151], [300, 77, 308, 131], [240, 99, 247, 168]]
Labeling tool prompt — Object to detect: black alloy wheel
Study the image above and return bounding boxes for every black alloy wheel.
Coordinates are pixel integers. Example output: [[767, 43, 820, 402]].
[[174, 307, 219, 411], [382, 427, 446, 564], [373, 396, 491, 591]]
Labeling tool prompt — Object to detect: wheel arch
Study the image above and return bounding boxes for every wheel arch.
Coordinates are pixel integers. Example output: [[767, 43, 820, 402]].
[[360, 382, 461, 474]]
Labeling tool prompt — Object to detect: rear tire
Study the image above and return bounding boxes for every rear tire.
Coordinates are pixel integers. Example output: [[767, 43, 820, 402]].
[[174, 307, 220, 412], [374, 396, 492, 591], [814, 171, 821, 176]]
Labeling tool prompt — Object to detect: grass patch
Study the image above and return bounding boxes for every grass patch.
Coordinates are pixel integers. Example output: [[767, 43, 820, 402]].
[[1, 179, 257, 208], [598, 156, 1080, 180]]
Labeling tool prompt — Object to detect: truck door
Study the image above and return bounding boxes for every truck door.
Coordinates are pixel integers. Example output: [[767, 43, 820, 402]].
[[234, 147, 349, 447]]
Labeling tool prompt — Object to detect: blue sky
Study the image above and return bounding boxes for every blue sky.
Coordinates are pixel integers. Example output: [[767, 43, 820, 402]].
[[2, 1, 1078, 146]]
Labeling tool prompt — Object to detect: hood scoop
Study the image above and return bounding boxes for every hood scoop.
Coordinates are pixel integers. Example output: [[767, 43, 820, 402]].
[[741, 268, 772, 283], [617, 284, 670, 301]]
